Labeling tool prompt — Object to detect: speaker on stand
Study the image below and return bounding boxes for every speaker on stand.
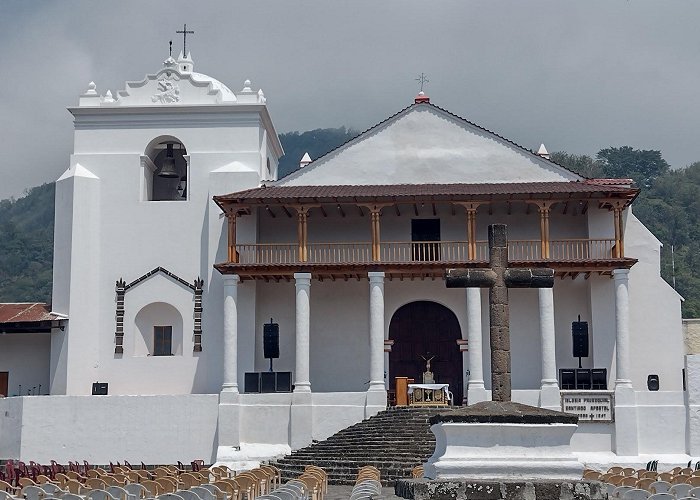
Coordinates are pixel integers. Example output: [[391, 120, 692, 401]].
[[263, 319, 280, 372], [572, 316, 589, 369]]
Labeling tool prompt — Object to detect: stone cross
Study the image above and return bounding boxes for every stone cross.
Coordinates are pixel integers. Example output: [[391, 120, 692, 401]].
[[446, 224, 554, 402]]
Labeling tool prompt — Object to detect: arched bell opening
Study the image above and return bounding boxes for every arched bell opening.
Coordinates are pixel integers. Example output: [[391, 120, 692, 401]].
[[388, 300, 464, 405], [142, 136, 189, 201]]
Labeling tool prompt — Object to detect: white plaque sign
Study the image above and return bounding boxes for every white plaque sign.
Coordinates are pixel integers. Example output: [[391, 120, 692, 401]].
[[560, 391, 614, 422]]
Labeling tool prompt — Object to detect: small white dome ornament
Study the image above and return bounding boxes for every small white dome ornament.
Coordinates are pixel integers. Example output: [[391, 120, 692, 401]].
[[86, 81, 97, 95], [258, 88, 266, 104], [103, 90, 114, 103], [537, 143, 550, 159], [242, 79, 253, 93]]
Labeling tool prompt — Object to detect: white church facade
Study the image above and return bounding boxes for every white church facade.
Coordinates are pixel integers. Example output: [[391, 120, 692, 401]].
[[0, 53, 696, 466]]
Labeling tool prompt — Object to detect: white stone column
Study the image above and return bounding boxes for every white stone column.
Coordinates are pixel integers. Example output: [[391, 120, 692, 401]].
[[612, 268, 638, 456], [217, 274, 241, 461], [294, 272, 312, 392], [538, 287, 560, 409], [222, 274, 240, 393], [466, 288, 487, 403], [368, 272, 386, 392], [613, 269, 632, 388]]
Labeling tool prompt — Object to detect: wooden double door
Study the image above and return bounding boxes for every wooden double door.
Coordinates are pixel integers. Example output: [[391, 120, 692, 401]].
[[389, 301, 463, 405]]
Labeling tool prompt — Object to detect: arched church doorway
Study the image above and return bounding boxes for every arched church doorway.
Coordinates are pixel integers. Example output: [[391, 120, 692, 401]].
[[389, 301, 463, 405]]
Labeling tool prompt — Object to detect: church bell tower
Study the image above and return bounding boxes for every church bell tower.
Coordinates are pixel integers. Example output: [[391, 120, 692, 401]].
[[51, 49, 283, 395]]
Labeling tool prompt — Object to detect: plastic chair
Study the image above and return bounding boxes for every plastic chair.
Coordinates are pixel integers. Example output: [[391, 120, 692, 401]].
[[648, 494, 674, 500], [124, 484, 148, 499], [107, 485, 135, 500], [622, 489, 649, 500], [197, 484, 227, 500], [671, 484, 693, 498], [690, 487, 700, 498], [85, 489, 120, 500], [189, 487, 216, 500], [614, 486, 634, 498], [649, 481, 671, 493], [175, 490, 202, 500]]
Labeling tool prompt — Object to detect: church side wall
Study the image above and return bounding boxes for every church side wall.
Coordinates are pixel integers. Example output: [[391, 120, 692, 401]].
[[0, 395, 218, 463], [625, 212, 684, 391]]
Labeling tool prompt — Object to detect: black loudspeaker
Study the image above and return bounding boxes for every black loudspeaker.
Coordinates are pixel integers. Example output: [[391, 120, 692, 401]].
[[572, 321, 589, 358], [647, 374, 660, 391], [91, 382, 108, 395], [263, 323, 280, 359], [261, 372, 276, 392], [276, 372, 292, 392], [244, 372, 261, 393]]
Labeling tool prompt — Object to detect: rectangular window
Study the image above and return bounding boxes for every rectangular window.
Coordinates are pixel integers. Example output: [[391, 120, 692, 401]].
[[154, 326, 172, 356]]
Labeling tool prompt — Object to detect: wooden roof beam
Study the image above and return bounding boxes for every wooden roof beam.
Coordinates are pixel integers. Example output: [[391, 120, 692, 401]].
[[282, 206, 293, 218], [265, 206, 276, 218], [337, 204, 346, 218]]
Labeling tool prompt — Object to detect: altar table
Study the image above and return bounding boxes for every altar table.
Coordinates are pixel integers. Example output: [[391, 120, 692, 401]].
[[408, 383, 452, 406]]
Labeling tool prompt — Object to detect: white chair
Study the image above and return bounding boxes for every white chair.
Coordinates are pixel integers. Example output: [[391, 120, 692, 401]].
[[650, 482, 671, 494], [689, 487, 700, 498], [0, 492, 19, 500], [671, 484, 693, 498], [41, 484, 64, 496], [614, 486, 635, 498], [22, 485, 46, 500], [107, 486, 135, 500], [123, 485, 148, 500], [85, 490, 119, 500], [622, 489, 649, 500], [174, 491, 201, 500], [268, 491, 296, 500], [195, 485, 225, 500], [648, 494, 674, 500], [61, 494, 86, 500], [188, 488, 215, 500], [157, 494, 185, 500]]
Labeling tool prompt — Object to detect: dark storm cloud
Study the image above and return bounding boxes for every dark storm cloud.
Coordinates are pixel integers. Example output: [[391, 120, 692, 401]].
[[1, 0, 699, 199]]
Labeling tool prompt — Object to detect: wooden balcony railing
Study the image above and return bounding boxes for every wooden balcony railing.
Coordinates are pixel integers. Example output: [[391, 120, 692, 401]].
[[233, 239, 617, 265]]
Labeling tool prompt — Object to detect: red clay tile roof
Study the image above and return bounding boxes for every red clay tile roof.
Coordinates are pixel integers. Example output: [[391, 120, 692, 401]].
[[0, 303, 62, 323], [214, 181, 638, 207]]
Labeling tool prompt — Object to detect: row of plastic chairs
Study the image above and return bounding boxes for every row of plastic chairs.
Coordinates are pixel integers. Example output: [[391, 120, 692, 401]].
[[255, 465, 327, 500], [606, 483, 700, 499]]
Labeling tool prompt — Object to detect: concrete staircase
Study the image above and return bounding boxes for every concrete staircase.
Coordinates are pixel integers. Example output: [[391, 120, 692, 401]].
[[271, 406, 459, 486]]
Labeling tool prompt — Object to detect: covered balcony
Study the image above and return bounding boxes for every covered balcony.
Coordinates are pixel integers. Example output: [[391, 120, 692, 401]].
[[214, 181, 639, 280]]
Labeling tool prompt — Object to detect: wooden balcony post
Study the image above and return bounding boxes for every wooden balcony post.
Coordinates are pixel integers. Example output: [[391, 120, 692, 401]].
[[531, 201, 553, 259], [226, 211, 238, 263], [456, 202, 481, 260], [612, 202, 625, 258], [296, 206, 309, 262]]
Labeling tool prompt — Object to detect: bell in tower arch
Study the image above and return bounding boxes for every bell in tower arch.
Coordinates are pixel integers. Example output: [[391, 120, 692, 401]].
[[157, 143, 179, 178]]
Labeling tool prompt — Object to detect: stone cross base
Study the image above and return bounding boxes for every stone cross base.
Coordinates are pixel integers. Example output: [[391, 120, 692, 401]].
[[395, 479, 605, 500], [423, 402, 584, 481]]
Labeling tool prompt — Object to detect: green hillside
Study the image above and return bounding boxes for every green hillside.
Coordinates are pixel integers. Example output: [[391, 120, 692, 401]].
[[0, 135, 698, 317]]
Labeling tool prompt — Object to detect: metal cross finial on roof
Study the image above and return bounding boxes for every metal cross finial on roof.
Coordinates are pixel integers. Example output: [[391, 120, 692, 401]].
[[176, 24, 195, 55], [415, 73, 429, 93], [169, 40, 173, 57]]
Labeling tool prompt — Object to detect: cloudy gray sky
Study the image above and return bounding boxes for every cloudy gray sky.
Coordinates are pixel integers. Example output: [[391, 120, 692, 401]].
[[1, 0, 699, 200]]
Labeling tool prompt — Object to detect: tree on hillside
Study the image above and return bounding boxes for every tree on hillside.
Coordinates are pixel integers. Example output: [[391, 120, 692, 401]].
[[278, 127, 358, 178], [597, 146, 670, 188], [549, 152, 604, 178]]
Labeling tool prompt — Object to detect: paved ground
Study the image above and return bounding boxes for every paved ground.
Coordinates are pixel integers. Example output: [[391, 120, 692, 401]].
[[324, 485, 403, 500]]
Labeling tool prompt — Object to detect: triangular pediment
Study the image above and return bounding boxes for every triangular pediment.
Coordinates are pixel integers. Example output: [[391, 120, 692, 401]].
[[277, 104, 581, 186]]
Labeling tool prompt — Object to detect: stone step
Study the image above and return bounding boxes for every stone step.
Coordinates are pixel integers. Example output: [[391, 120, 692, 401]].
[[271, 407, 443, 485]]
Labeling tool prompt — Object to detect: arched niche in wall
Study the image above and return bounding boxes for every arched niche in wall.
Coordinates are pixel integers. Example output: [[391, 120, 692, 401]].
[[141, 135, 189, 201], [134, 302, 184, 356], [115, 268, 204, 355]]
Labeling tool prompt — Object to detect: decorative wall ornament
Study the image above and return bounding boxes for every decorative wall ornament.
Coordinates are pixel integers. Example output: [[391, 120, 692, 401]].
[[152, 77, 181, 103], [193, 278, 204, 352], [114, 279, 126, 354], [114, 267, 204, 354]]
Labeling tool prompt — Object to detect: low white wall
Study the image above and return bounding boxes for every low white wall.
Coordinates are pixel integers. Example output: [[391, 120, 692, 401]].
[[0, 397, 22, 459], [0, 395, 218, 463], [237, 391, 380, 447]]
